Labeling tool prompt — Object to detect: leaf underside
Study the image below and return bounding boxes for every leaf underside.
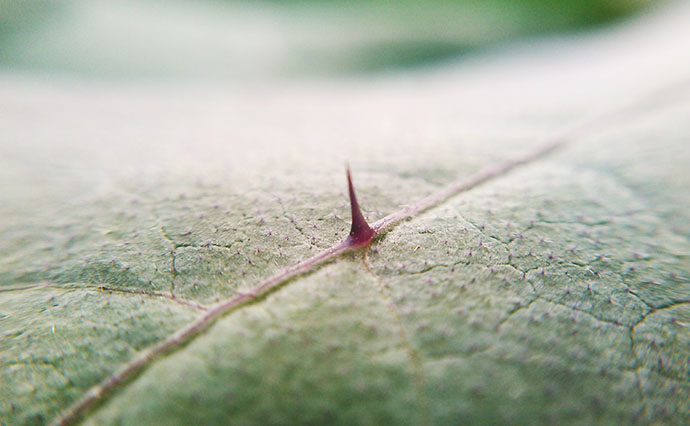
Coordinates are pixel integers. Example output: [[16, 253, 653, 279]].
[[1, 4, 690, 425]]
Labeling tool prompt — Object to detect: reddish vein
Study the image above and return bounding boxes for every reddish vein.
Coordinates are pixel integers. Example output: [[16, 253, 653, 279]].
[[371, 139, 563, 233]]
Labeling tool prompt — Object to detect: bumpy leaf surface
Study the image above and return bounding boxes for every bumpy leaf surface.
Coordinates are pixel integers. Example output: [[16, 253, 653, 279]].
[[1, 3, 689, 425]]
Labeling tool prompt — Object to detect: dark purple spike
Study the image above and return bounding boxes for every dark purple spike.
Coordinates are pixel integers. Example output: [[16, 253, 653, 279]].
[[345, 166, 375, 247]]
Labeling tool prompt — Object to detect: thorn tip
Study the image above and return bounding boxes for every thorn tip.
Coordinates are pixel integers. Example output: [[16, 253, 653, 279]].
[[345, 166, 375, 246]]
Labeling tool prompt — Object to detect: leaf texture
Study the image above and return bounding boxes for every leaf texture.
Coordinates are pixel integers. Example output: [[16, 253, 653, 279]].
[[1, 3, 690, 425]]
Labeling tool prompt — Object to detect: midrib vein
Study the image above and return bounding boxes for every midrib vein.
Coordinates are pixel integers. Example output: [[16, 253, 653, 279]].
[[54, 79, 690, 426]]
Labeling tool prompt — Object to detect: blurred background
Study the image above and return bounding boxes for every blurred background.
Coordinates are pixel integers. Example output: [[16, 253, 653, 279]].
[[0, 0, 654, 80]]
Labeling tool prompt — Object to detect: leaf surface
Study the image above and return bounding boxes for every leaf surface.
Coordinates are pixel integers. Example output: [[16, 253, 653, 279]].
[[1, 3, 689, 425]]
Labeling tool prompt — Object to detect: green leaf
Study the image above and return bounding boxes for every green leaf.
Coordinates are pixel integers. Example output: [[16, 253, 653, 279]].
[[0, 0, 649, 77], [1, 3, 689, 425]]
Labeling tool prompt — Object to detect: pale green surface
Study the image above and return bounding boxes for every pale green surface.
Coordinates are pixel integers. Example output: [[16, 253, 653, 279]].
[[0, 286, 197, 425], [2, 3, 690, 425], [86, 103, 690, 425]]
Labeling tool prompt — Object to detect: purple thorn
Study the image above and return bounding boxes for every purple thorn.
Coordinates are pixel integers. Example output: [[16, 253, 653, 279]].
[[345, 166, 375, 247]]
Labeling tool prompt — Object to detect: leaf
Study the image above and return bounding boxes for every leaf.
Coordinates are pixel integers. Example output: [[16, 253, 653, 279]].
[[1, 3, 690, 425], [0, 0, 648, 77]]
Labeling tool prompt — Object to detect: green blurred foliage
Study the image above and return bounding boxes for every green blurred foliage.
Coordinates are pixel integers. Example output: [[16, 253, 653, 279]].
[[0, 0, 652, 78]]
